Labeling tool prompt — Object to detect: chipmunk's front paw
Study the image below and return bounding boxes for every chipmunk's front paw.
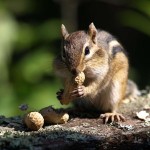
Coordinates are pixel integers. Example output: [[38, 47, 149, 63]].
[[71, 85, 85, 98], [56, 89, 64, 100], [100, 112, 125, 124]]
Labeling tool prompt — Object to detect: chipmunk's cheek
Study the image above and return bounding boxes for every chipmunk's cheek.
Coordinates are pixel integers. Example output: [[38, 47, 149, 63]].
[[84, 68, 95, 78]]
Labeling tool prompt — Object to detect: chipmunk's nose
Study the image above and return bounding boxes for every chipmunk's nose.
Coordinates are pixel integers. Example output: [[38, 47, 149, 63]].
[[71, 69, 80, 75], [71, 69, 77, 75]]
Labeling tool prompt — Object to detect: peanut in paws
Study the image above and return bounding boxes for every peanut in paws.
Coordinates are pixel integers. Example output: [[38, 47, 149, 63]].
[[75, 72, 85, 86], [60, 72, 85, 105]]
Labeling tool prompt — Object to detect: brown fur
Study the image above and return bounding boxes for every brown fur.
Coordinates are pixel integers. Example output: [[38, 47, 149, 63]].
[[54, 23, 129, 121]]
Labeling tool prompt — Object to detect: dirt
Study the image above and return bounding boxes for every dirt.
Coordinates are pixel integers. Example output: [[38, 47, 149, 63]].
[[0, 93, 150, 150]]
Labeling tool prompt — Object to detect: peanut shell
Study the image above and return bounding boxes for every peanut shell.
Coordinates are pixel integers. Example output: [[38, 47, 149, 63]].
[[24, 112, 44, 131], [75, 72, 85, 85], [40, 106, 69, 124], [60, 72, 85, 105]]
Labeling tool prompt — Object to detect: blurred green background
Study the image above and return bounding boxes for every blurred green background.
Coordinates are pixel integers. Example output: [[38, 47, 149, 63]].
[[0, 0, 149, 117]]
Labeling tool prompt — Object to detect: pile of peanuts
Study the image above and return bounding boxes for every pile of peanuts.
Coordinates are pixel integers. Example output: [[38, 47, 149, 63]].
[[24, 106, 69, 131], [24, 72, 85, 131]]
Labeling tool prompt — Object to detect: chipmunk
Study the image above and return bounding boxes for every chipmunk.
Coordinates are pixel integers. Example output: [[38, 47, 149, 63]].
[[53, 23, 138, 123]]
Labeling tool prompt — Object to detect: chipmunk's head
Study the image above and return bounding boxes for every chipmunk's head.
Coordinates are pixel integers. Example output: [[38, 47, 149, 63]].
[[61, 23, 105, 75]]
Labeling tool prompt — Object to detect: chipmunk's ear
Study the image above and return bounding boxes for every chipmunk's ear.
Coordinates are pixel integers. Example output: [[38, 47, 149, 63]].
[[88, 23, 97, 44], [61, 24, 69, 39]]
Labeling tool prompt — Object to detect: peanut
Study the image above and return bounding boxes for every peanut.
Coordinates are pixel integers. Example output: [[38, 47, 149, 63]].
[[40, 106, 69, 124], [24, 112, 44, 131], [60, 72, 85, 105]]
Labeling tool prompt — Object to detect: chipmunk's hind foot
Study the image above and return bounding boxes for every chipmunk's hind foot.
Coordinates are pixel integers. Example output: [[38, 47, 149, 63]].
[[100, 112, 125, 124]]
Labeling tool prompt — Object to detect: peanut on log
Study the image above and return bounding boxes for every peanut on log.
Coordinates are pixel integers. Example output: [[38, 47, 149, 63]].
[[40, 106, 69, 124], [60, 72, 85, 105], [24, 112, 44, 131]]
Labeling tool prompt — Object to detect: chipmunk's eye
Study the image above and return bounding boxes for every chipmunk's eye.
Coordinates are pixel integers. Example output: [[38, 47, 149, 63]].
[[85, 46, 90, 55]]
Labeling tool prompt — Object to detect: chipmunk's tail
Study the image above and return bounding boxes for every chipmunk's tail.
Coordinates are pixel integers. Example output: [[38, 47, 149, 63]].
[[124, 79, 141, 101]]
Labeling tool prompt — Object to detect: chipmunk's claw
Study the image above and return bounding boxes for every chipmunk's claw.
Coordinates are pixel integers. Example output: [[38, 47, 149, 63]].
[[100, 112, 125, 124], [71, 86, 85, 98], [56, 89, 64, 100]]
